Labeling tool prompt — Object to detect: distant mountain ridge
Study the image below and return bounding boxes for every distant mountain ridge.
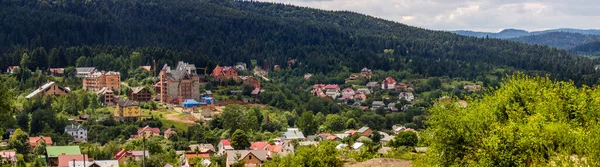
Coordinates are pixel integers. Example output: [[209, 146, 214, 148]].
[[453, 28, 600, 39], [509, 32, 600, 49]]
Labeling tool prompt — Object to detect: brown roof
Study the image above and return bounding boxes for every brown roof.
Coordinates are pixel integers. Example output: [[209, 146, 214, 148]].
[[226, 150, 268, 163], [117, 99, 139, 107]]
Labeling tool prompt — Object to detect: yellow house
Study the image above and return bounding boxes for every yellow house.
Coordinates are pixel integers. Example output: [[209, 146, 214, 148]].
[[115, 100, 141, 121]]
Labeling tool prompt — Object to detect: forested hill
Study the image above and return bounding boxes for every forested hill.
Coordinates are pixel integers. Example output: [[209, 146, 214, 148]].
[[570, 41, 600, 56], [1, 0, 600, 85], [508, 32, 600, 49]]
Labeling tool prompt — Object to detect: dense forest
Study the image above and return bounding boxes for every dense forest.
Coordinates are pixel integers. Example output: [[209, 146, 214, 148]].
[[570, 41, 600, 57], [509, 32, 600, 50], [1, 0, 599, 85]]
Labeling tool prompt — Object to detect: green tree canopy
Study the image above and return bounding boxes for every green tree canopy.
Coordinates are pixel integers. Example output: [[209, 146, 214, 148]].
[[231, 129, 250, 150], [425, 75, 600, 166], [297, 111, 317, 135]]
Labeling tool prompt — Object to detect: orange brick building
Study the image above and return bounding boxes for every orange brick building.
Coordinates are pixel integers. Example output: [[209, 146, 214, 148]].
[[83, 71, 121, 93], [212, 65, 238, 81]]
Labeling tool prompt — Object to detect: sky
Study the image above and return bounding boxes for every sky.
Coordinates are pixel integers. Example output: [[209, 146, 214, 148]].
[[257, 0, 600, 32]]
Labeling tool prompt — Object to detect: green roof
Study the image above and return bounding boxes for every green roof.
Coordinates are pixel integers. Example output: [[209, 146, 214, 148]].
[[46, 146, 81, 158]]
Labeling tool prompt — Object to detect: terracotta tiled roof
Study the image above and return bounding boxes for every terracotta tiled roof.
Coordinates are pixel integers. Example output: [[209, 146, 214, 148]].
[[220, 139, 231, 146], [137, 125, 160, 134], [250, 142, 270, 150], [58, 154, 88, 167], [28, 136, 53, 147]]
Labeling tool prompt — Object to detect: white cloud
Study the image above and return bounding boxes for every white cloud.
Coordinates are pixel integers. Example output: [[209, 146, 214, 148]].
[[258, 0, 600, 32]]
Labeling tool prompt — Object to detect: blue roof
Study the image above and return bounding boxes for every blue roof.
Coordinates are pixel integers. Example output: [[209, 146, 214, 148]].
[[200, 97, 217, 105], [182, 99, 201, 108]]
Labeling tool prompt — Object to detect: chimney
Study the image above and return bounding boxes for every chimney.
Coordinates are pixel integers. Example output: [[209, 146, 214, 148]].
[[88, 158, 94, 162]]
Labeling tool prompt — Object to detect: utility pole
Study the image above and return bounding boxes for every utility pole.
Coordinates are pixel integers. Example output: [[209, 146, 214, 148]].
[[143, 135, 146, 167]]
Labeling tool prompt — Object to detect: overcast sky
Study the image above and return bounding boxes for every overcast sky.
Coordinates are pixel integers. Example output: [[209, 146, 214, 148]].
[[258, 0, 600, 32]]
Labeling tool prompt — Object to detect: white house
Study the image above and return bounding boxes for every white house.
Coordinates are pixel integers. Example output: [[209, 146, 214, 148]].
[[64, 124, 87, 143], [217, 139, 234, 155], [399, 92, 415, 102]]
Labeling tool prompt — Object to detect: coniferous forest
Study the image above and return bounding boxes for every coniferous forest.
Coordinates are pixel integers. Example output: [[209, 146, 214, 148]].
[[0, 0, 599, 85]]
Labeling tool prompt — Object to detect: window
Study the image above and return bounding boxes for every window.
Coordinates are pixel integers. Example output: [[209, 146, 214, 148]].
[[249, 155, 252, 160]]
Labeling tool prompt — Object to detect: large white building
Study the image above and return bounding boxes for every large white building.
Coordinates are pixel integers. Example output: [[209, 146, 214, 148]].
[[64, 124, 87, 143]]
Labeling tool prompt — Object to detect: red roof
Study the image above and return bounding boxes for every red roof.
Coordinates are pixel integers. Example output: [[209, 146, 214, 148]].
[[220, 139, 231, 146], [267, 145, 283, 152], [137, 126, 160, 135], [28, 136, 53, 147], [342, 88, 355, 93], [58, 154, 88, 167], [164, 128, 176, 135], [383, 77, 396, 84], [312, 84, 326, 89], [324, 84, 340, 89], [114, 148, 147, 161], [341, 94, 354, 100], [249, 142, 270, 150]]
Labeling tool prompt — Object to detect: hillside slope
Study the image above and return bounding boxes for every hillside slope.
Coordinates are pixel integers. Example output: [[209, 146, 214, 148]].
[[508, 32, 600, 49], [0, 0, 599, 84]]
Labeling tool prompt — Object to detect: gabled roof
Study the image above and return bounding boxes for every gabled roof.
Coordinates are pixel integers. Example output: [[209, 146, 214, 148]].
[[114, 148, 149, 160], [189, 144, 215, 153], [383, 77, 396, 84], [220, 139, 231, 146], [76, 67, 96, 73], [58, 154, 87, 167], [352, 142, 364, 150], [137, 125, 160, 134], [130, 86, 147, 94], [366, 82, 379, 87], [26, 82, 70, 99], [164, 128, 177, 135], [65, 124, 87, 132], [357, 127, 370, 133], [117, 99, 139, 107], [250, 142, 270, 150], [324, 84, 340, 89], [225, 150, 268, 163], [282, 128, 305, 140], [96, 87, 114, 95], [46, 146, 81, 158], [29, 136, 53, 147], [68, 160, 120, 167]]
